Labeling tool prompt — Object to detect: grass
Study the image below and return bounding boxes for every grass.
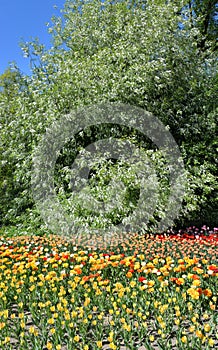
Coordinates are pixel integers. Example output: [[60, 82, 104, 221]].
[[0, 226, 217, 349]]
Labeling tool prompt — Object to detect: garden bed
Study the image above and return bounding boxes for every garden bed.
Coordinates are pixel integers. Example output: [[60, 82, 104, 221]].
[[0, 226, 217, 349]]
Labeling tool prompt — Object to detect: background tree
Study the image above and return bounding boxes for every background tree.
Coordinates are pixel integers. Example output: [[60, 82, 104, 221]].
[[0, 0, 217, 232], [0, 67, 31, 226], [184, 0, 218, 53]]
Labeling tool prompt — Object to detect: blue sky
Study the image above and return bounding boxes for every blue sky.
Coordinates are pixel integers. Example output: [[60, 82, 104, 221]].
[[0, 0, 66, 76]]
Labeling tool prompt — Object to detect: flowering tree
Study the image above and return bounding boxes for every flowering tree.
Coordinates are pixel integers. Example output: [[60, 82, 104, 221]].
[[0, 0, 217, 231]]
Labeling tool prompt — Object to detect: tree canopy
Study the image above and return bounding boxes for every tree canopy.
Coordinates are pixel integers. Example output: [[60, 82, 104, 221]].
[[0, 0, 217, 233]]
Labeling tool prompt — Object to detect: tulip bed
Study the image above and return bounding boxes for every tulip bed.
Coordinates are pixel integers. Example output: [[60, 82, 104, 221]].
[[0, 227, 217, 350]]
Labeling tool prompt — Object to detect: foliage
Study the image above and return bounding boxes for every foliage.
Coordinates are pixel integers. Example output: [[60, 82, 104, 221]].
[[0, 0, 217, 232], [183, 0, 218, 53]]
